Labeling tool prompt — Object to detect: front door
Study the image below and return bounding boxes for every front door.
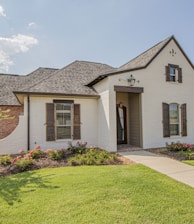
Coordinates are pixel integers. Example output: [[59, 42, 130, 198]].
[[117, 105, 127, 144]]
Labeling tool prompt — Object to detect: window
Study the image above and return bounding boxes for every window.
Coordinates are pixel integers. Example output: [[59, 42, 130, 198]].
[[165, 64, 182, 83], [169, 67, 176, 82], [162, 103, 187, 137], [55, 104, 72, 139], [46, 102, 81, 141], [169, 103, 179, 135]]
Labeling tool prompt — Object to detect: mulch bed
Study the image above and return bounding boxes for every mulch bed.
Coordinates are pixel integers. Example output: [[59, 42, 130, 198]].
[[148, 148, 194, 161], [0, 153, 134, 177]]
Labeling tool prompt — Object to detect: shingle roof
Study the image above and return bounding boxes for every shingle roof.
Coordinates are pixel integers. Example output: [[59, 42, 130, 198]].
[[87, 36, 176, 86], [2, 35, 191, 105], [0, 68, 58, 105], [19, 61, 114, 96], [117, 36, 172, 71]]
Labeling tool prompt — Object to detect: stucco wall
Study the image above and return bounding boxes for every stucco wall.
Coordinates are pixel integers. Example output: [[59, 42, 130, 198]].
[[0, 104, 27, 155], [105, 38, 194, 149], [29, 96, 98, 151]]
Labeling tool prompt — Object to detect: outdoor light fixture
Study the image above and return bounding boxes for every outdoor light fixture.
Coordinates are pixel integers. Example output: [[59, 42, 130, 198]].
[[127, 74, 136, 86], [118, 74, 139, 86]]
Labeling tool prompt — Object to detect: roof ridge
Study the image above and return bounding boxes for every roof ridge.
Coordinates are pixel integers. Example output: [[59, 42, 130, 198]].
[[119, 35, 173, 70], [73, 60, 114, 68]]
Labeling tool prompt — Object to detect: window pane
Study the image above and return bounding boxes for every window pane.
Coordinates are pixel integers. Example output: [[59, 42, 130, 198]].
[[170, 68, 175, 74], [169, 104, 179, 122], [170, 75, 176, 82], [56, 126, 71, 139], [56, 104, 71, 111], [170, 124, 179, 135], [56, 113, 71, 125]]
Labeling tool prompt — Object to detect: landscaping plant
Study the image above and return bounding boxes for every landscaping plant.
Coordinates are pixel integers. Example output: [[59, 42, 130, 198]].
[[68, 147, 118, 165], [0, 154, 12, 166]]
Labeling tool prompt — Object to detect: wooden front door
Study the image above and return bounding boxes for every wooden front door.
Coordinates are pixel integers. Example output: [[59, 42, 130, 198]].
[[117, 105, 127, 144]]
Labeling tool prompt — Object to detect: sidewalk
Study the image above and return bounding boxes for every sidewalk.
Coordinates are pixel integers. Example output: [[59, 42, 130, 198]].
[[119, 150, 194, 188]]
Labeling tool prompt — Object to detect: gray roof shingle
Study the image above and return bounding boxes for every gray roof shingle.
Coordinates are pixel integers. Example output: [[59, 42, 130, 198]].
[[19, 61, 114, 96], [0, 68, 58, 105]]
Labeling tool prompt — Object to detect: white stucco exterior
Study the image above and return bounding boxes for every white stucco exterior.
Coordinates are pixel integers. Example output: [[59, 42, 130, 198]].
[[29, 95, 98, 151], [0, 104, 27, 155], [94, 38, 194, 151]]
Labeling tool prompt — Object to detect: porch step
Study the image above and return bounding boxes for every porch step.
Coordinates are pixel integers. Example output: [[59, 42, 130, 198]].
[[117, 144, 142, 152]]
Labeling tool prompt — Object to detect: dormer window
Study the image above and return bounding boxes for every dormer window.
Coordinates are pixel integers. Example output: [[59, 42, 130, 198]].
[[165, 64, 182, 83]]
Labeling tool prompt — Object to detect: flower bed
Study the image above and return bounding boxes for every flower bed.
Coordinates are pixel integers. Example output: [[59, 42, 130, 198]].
[[0, 143, 128, 177]]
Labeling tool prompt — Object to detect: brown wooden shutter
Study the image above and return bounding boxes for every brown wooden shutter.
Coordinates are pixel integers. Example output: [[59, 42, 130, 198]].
[[165, 66, 170, 81], [46, 103, 55, 141], [181, 104, 187, 136], [178, 67, 182, 83], [73, 104, 81, 140], [162, 103, 170, 137]]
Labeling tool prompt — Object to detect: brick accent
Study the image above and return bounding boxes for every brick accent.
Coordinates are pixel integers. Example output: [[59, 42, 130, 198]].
[[0, 106, 24, 139]]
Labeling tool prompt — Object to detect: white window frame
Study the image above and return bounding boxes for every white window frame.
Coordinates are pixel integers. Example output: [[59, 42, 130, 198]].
[[169, 103, 180, 136], [169, 67, 178, 82], [55, 103, 73, 140]]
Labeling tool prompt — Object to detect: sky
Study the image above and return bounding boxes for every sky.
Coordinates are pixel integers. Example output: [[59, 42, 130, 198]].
[[0, 0, 194, 75]]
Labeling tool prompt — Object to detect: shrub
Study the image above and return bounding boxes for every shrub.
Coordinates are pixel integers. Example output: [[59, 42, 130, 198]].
[[0, 154, 12, 166], [68, 148, 118, 166], [167, 142, 192, 152], [12, 154, 34, 171], [68, 142, 88, 154], [45, 149, 67, 160], [179, 150, 194, 160], [29, 146, 43, 159]]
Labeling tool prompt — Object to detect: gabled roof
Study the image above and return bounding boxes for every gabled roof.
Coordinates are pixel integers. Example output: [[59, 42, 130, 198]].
[[1, 35, 193, 105], [17, 61, 114, 96], [87, 35, 194, 86]]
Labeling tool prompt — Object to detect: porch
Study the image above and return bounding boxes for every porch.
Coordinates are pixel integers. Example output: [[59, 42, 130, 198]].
[[115, 86, 143, 151]]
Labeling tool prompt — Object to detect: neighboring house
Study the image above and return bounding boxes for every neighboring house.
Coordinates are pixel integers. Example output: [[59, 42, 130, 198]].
[[0, 35, 194, 154]]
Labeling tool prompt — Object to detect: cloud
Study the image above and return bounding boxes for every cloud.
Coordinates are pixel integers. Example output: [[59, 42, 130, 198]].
[[0, 34, 38, 72], [0, 5, 6, 17], [28, 22, 38, 29]]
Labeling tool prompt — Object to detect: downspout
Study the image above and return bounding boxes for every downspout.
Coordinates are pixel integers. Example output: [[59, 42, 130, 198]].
[[27, 95, 30, 151]]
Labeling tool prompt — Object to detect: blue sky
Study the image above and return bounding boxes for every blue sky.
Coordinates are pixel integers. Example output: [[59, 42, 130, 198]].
[[0, 0, 194, 75]]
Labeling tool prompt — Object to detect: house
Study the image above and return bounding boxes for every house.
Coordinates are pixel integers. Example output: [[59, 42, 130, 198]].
[[0, 35, 194, 154]]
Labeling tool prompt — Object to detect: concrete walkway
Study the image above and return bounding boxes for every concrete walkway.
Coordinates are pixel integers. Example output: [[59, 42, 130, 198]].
[[119, 151, 194, 188]]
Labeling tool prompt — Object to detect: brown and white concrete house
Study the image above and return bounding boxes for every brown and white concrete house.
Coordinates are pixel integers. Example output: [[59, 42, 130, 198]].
[[0, 35, 194, 154]]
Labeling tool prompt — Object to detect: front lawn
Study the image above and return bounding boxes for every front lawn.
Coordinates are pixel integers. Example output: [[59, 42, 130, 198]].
[[0, 165, 194, 224], [183, 160, 194, 166]]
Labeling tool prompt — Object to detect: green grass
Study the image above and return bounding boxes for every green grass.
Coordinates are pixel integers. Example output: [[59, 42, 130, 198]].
[[183, 160, 194, 166], [0, 165, 194, 224]]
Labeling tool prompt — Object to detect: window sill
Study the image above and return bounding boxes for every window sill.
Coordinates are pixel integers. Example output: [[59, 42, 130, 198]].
[[56, 139, 72, 142]]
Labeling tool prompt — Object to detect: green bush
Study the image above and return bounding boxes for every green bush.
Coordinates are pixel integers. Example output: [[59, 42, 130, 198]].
[[68, 142, 87, 154], [179, 150, 194, 160], [45, 149, 67, 160], [167, 142, 192, 152], [68, 148, 118, 166], [29, 146, 43, 159], [12, 155, 34, 171], [0, 154, 12, 166]]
